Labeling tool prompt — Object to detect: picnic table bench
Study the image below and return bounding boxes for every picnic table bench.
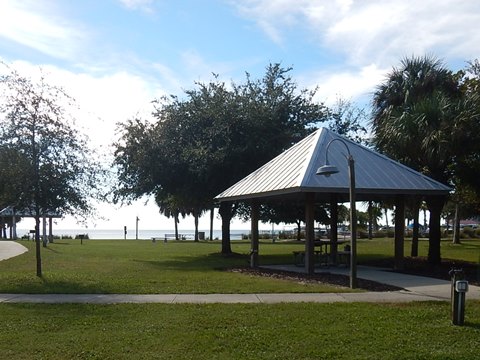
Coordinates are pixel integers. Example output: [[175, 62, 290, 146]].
[[151, 233, 194, 243], [292, 250, 327, 266], [292, 241, 350, 267]]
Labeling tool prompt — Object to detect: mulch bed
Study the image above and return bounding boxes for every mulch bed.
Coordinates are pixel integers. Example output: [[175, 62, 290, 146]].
[[228, 267, 403, 292], [227, 256, 479, 292]]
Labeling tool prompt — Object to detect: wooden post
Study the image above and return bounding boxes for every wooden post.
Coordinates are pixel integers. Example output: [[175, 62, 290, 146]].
[[330, 194, 338, 264], [394, 195, 405, 270], [305, 193, 315, 275], [250, 200, 259, 268], [411, 198, 420, 256]]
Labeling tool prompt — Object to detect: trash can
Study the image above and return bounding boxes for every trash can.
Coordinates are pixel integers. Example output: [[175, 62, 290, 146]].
[[198, 232, 205, 240]]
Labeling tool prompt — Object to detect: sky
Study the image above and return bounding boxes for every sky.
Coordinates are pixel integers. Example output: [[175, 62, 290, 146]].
[[1, 0, 479, 232]]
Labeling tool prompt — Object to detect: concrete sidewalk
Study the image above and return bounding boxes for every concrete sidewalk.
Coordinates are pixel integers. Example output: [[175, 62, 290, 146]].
[[0, 290, 456, 304], [0, 265, 478, 304], [0, 241, 28, 261], [266, 264, 480, 301]]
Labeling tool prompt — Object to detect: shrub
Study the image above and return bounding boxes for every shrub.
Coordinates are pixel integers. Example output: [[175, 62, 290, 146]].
[[74, 234, 89, 240], [462, 227, 476, 238]]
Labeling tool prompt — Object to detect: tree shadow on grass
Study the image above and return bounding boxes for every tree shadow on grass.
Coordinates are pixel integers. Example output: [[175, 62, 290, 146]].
[[464, 321, 480, 330], [133, 252, 250, 271], [0, 277, 113, 294]]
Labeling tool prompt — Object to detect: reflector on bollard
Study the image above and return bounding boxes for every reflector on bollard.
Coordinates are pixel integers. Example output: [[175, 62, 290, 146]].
[[455, 280, 469, 293]]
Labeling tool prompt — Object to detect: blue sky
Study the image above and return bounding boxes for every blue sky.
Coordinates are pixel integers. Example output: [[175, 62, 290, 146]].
[[1, 0, 479, 231]]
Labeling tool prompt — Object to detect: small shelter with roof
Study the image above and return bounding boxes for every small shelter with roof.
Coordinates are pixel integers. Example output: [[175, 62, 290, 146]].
[[215, 128, 451, 274], [0, 206, 62, 241]]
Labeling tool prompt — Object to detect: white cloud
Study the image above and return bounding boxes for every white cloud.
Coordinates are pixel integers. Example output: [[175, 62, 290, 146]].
[[4, 60, 166, 152], [0, 0, 88, 60], [231, 0, 480, 106], [232, 0, 480, 68], [305, 63, 386, 106], [118, 0, 155, 13]]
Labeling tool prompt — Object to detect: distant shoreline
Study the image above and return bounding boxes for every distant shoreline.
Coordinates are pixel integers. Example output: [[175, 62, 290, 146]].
[[16, 228, 258, 240]]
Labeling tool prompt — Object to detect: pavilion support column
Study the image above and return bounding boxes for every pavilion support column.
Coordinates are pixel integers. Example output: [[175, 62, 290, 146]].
[[250, 200, 259, 268], [305, 192, 315, 275], [330, 194, 338, 265], [411, 197, 420, 257], [394, 195, 405, 270]]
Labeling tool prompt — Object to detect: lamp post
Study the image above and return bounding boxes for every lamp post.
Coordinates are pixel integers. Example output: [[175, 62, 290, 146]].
[[316, 138, 357, 289], [135, 216, 140, 240]]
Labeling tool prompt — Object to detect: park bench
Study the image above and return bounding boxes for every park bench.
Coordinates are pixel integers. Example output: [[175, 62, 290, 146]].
[[292, 250, 327, 267]]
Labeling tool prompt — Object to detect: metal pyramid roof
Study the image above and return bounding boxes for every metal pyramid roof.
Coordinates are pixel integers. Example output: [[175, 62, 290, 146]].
[[0, 206, 62, 218], [215, 127, 451, 202]]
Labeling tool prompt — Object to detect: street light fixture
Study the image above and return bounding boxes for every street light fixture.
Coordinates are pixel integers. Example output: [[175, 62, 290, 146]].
[[316, 138, 357, 289]]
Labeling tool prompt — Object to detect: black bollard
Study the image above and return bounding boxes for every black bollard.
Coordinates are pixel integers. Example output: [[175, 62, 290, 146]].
[[449, 268, 469, 326]]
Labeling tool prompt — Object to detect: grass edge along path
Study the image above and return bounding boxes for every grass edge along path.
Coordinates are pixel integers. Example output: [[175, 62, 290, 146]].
[[1, 301, 480, 359]]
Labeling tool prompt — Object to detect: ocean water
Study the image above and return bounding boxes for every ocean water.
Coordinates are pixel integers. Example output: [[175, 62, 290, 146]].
[[16, 228, 250, 240]]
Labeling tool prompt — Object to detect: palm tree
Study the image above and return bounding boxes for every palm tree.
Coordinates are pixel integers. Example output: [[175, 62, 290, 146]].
[[155, 191, 188, 240], [371, 55, 462, 265]]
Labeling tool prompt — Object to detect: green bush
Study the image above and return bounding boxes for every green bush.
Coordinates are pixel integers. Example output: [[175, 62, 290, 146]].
[[462, 227, 476, 238], [74, 234, 89, 240]]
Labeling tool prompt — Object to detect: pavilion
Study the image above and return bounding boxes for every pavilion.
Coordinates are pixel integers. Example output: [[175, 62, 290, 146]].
[[0, 206, 62, 241], [215, 128, 451, 274]]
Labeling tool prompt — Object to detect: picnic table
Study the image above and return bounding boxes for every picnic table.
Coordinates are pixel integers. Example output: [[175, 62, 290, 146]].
[[293, 239, 350, 267]]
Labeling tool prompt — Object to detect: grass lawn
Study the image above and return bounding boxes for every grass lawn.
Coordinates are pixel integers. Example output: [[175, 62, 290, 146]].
[[1, 301, 480, 359], [0, 237, 478, 294], [0, 239, 348, 294], [1, 238, 479, 359]]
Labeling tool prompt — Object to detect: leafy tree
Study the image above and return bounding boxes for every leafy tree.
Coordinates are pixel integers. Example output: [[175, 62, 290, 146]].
[[0, 64, 104, 277], [371, 55, 464, 265], [326, 97, 367, 143], [449, 59, 480, 230], [154, 191, 189, 240], [113, 64, 327, 253], [372, 57, 479, 265]]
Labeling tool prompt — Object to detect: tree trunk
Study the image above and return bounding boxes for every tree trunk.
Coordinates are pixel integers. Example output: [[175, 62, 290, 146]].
[[219, 202, 233, 254], [174, 213, 179, 240], [35, 217, 42, 277], [42, 216, 47, 248], [394, 196, 405, 270], [12, 209, 17, 240], [194, 209, 199, 242], [210, 207, 214, 241], [427, 196, 445, 266], [296, 220, 301, 241], [49, 217, 53, 243], [452, 203, 461, 244], [411, 200, 420, 257]]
